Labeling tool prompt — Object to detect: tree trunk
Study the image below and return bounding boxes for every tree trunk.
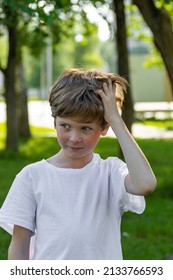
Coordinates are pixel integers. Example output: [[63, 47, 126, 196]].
[[5, 26, 19, 152], [113, 0, 134, 133], [133, 0, 173, 98], [16, 62, 31, 138]]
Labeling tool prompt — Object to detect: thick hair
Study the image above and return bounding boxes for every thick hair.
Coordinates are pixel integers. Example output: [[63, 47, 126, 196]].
[[49, 68, 128, 128]]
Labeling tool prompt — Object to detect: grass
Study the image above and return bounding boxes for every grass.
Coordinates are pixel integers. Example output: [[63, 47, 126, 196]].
[[0, 125, 173, 260], [139, 118, 173, 130]]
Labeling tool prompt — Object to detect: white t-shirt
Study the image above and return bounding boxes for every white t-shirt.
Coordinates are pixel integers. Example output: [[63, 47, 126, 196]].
[[0, 154, 145, 260]]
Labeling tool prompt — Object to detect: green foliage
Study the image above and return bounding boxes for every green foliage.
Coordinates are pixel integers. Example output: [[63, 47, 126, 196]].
[[127, 0, 173, 69], [144, 47, 163, 69], [24, 29, 105, 88], [0, 0, 102, 59], [155, 0, 173, 12]]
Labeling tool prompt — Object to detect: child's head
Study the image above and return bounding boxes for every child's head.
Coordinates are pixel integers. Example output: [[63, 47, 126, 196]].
[[49, 68, 127, 128]]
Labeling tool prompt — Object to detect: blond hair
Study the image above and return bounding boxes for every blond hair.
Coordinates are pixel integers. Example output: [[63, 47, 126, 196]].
[[49, 68, 127, 127]]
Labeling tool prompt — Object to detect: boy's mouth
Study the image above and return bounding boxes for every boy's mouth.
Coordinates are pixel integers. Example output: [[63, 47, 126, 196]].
[[68, 146, 84, 151]]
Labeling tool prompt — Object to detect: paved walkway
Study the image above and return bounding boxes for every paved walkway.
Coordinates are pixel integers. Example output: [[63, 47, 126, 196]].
[[1, 101, 173, 139]]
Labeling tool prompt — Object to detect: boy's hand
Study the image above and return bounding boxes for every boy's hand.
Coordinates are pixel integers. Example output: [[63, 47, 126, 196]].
[[96, 79, 122, 126]]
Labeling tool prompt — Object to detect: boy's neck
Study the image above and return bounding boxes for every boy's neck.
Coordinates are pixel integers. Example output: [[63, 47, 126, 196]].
[[47, 150, 94, 169]]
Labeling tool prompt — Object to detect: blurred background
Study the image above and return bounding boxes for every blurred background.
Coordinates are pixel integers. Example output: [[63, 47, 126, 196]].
[[0, 0, 173, 260]]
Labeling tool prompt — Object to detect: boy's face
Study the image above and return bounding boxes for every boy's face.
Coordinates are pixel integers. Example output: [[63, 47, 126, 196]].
[[55, 117, 108, 162]]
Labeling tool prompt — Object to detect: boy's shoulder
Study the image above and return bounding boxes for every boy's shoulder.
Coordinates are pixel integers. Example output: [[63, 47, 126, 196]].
[[16, 159, 46, 179], [21, 159, 45, 170], [94, 153, 125, 166], [93, 154, 127, 173]]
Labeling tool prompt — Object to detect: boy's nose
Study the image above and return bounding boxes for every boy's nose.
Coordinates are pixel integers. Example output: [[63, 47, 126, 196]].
[[70, 131, 81, 143]]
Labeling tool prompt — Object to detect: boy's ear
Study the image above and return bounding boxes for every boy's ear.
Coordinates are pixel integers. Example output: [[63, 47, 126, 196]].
[[101, 124, 110, 136]]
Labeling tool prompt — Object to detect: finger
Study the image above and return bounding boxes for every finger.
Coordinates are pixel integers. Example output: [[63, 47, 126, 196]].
[[112, 83, 116, 93], [108, 79, 113, 90], [115, 83, 123, 105], [103, 82, 108, 91], [95, 89, 106, 99], [103, 80, 114, 95]]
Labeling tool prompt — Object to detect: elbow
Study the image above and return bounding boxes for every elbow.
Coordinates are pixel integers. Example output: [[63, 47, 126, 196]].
[[143, 175, 157, 195]]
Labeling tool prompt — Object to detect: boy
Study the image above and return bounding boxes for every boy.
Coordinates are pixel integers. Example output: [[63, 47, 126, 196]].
[[0, 68, 156, 259]]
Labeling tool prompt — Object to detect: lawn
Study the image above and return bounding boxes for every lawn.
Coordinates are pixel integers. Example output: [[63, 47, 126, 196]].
[[0, 125, 173, 260], [140, 118, 173, 130]]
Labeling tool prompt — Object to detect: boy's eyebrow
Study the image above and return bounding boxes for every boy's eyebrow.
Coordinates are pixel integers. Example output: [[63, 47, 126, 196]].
[[57, 120, 70, 124], [77, 121, 96, 125], [59, 121, 71, 125], [81, 124, 94, 127], [58, 119, 95, 126]]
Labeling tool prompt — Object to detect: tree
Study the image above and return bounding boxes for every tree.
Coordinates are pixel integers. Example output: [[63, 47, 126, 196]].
[[0, 4, 19, 151], [113, 0, 134, 133], [133, 0, 173, 97]]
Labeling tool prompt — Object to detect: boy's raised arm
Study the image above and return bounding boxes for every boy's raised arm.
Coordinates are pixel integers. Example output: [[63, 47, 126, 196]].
[[96, 80, 157, 196]]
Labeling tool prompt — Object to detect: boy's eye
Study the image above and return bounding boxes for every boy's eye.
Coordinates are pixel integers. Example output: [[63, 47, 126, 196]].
[[60, 123, 71, 129], [82, 127, 92, 131]]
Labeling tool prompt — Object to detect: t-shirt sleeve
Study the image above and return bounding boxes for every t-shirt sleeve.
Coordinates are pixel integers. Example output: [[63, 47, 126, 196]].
[[0, 167, 37, 235], [108, 157, 146, 216]]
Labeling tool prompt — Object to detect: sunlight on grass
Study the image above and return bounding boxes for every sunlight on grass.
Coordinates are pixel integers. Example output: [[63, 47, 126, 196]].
[[30, 125, 55, 135], [0, 123, 5, 150], [142, 119, 173, 130], [0, 123, 55, 136], [0, 122, 5, 135]]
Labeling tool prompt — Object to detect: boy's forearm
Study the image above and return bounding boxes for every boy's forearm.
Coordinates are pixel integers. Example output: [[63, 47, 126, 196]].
[[8, 241, 30, 260], [111, 117, 157, 195], [8, 225, 32, 260]]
